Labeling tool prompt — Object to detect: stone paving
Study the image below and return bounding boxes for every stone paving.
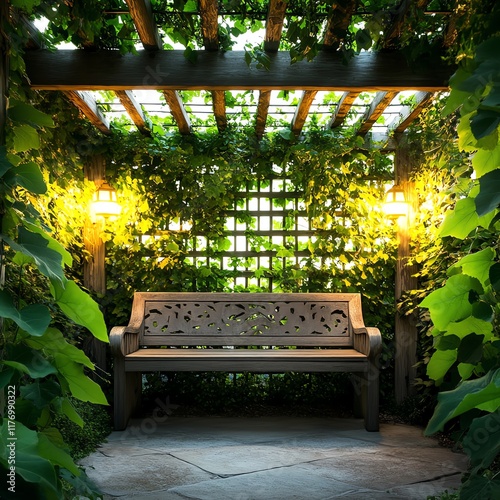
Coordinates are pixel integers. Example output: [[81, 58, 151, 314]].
[[80, 416, 468, 500]]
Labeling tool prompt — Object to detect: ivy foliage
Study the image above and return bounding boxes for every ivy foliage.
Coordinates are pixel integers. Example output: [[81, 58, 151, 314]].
[[0, 16, 108, 500], [421, 34, 500, 496]]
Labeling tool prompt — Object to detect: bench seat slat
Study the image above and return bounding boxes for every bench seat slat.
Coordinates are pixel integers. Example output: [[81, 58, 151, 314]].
[[124, 348, 368, 373]]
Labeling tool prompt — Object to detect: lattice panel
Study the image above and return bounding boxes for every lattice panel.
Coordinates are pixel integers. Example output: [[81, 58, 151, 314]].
[[144, 300, 349, 337]]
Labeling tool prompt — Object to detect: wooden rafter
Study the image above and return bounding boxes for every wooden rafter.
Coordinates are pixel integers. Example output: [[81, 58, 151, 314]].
[[328, 91, 360, 129], [323, 0, 358, 51], [264, 0, 287, 52], [199, 0, 219, 51], [211, 91, 227, 132], [65, 91, 111, 135], [291, 91, 318, 136], [256, 91, 271, 139], [357, 91, 398, 136], [115, 90, 150, 135], [24, 50, 452, 91], [391, 91, 434, 134], [382, 0, 431, 49], [124, 0, 162, 51], [162, 90, 191, 135]]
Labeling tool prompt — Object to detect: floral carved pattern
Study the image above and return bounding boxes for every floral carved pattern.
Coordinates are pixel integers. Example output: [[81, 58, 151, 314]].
[[144, 301, 349, 336]]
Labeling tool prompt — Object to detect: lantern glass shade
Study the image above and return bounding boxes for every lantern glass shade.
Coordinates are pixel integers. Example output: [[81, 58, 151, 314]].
[[383, 185, 408, 218], [91, 182, 121, 218]]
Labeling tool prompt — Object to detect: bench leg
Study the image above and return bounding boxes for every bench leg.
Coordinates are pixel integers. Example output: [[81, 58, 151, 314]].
[[114, 357, 142, 431], [351, 365, 379, 432]]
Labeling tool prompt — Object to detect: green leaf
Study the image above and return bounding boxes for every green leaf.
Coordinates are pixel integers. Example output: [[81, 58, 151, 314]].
[[0, 422, 59, 494], [53, 353, 108, 405], [448, 247, 495, 286], [427, 348, 457, 382], [458, 362, 475, 380], [5, 162, 47, 194], [0, 367, 14, 389], [436, 334, 460, 351], [4, 345, 57, 379], [0, 290, 51, 336], [446, 316, 493, 340], [60, 397, 84, 427], [3, 226, 65, 283], [459, 475, 500, 500], [38, 431, 80, 476], [12, 124, 40, 152], [279, 128, 295, 141], [8, 99, 55, 128], [26, 327, 94, 369], [457, 333, 485, 364], [458, 113, 479, 152], [49, 280, 108, 343], [463, 412, 500, 469], [22, 221, 73, 267], [490, 262, 500, 291], [476, 169, 500, 215], [0, 145, 14, 177], [420, 274, 483, 330], [471, 109, 500, 140], [443, 67, 474, 116], [472, 145, 500, 177], [440, 197, 479, 238], [20, 380, 62, 409], [426, 368, 500, 435]]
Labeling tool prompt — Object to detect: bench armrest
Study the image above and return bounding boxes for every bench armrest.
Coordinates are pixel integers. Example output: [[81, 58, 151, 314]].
[[109, 326, 141, 358], [353, 326, 382, 360]]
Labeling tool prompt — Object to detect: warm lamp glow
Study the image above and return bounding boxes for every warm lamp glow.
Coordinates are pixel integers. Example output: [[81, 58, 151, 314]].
[[91, 182, 121, 218], [383, 185, 408, 218]]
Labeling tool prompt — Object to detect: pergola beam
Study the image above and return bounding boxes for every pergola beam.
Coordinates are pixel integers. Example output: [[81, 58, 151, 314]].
[[24, 50, 452, 91], [65, 91, 111, 135], [328, 91, 360, 128], [162, 90, 191, 135], [256, 90, 271, 139], [391, 91, 434, 134], [115, 90, 151, 135], [291, 90, 318, 136], [199, 0, 219, 51], [264, 0, 287, 52], [323, 0, 358, 50], [357, 90, 398, 136], [124, 0, 162, 51]]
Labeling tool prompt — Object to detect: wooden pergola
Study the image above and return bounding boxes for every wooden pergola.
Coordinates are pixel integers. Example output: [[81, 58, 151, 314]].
[[2, 0, 460, 402], [18, 0, 454, 141]]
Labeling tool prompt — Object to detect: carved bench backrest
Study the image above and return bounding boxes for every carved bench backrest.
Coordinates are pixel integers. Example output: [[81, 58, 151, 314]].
[[130, 292, 363, 347]]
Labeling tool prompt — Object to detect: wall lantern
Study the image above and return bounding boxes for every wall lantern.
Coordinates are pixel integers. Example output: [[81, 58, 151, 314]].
[[383, 184, 408, 219], [91, 182, 122, 219]]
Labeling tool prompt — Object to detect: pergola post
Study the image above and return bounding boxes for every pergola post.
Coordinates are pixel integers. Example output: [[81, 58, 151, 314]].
[[394, 137, 418, 402], [83, 154, 107, 374]]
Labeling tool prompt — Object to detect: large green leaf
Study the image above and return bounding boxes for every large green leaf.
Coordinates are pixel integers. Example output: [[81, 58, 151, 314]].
[[420, 274, 483, 330], [3, 161, 47, 194], [459, 475, 500, 500], [12, 124, 40, 152], [54, 353, 108, 405], [0, 145, 14, 177], [3, 227, 65, 283], [22, 221, 73, 267], [476, 169, 500, 215], [50, 280, 108, 342], [8, 99, 55, 128], [442, 67, 474, 116], [26, 327, 94, 369], [20, 380, 62, 409], [457, 333, 485, 364], [426, 368, 500, 435], [448, 247, 495, 287], [38, 431, 80, 476], [427, 348, 457, 382], [0, 422, 59, 494], [0, 290, 51, 336], [463, 412, 500, 469], [4, 345, 57, 379], [472, 143, 500, 177], [445, 316, 493, 341], [440, 198, 480, 238]]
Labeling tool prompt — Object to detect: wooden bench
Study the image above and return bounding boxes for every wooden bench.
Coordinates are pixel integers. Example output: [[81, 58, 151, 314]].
[[110, 292, 382, 431]]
